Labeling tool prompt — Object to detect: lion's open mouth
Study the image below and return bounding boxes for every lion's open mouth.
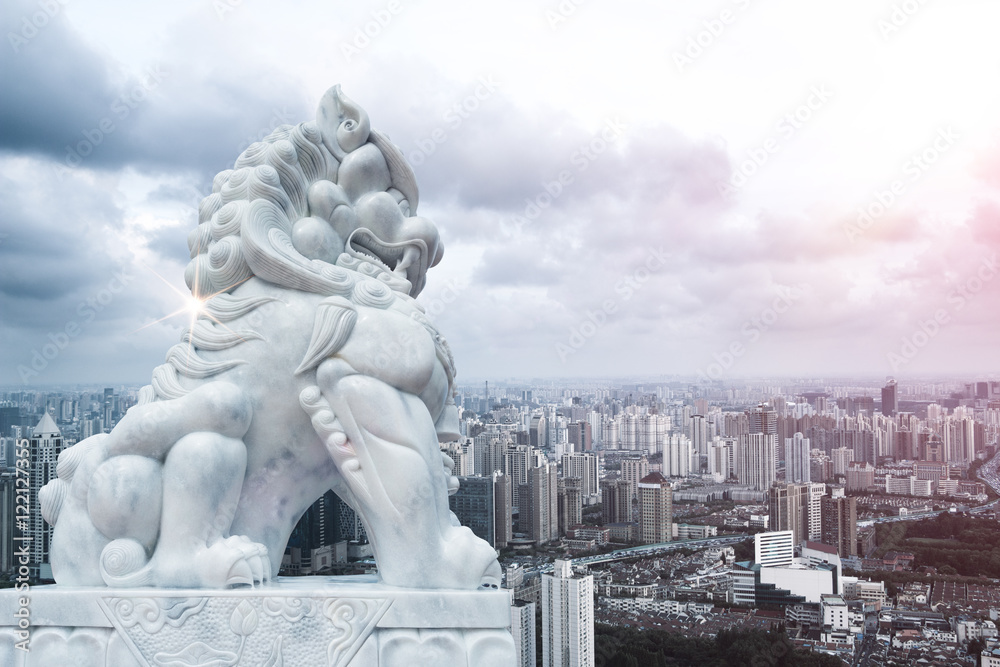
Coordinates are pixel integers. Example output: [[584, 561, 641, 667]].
[[346, 228, 428, 295]]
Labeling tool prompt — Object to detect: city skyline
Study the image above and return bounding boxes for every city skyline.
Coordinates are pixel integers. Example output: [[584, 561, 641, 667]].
[[3, 1, 1000, 385]]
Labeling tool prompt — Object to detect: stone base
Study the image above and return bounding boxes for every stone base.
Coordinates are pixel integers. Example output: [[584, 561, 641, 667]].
[[0, 576, 515, 666]]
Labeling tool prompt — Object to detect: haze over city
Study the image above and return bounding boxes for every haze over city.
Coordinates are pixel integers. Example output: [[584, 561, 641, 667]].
[[2, 0, 1000, 384]]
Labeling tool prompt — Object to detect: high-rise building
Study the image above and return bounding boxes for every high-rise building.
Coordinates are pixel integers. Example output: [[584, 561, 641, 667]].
[[282, 490, 341, 575], [767, 483, 810, 546], [821, 496, 858, 558], [530, 415, 547, 450], [474, 432, 508, 477], [690, 414, 708, 471], [601, 479, 630, 525], [561, 453, 599, 500], [450, 476, 497, 548], [557, 477, 583, 537], [504, 444, 534, 510], [542, 560, 594, 667], [494, 471, 512, 550], [567, 421, 592, 453], [807, 482, 826, 541], [708, 437, 734, 479], [845, 462, 875, 492], [736, 433, 777, 491], [621, 456, 649, 505], [0, 469, 17, 576], [754, 530, 794, 568], [831, 447, 854, 476], [749, 404, 777, 435], [520, 463, 558, 544], [786, 432, 810, 483], [638, 472, 672, 545], [511, 600, 536, 667], [28, 412, 64, 581], [881, 380, 898, 417], [663, 433, 692, 478], [0, 405, 20, 443], [338, 500, 368, 544]]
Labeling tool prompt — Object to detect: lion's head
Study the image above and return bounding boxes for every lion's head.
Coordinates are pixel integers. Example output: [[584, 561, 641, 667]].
[[185, 85, 443, 300]]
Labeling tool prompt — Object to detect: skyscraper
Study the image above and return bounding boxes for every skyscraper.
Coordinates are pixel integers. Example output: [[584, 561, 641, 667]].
[[0, 470, 17, 576], [557, 477, 583, 536], [708, 437, 734, 479], [511, 600, 536, 667], [786, 432, 811, 483], [881, 380, 898, 417], [282, 489, 341, 575], [690, 414, 708, 471], [749, 404, 777, 435], [504, 444, 534, 510], [621, 456, 649, 505], [807, 482, 826, 541], [601, 479, 630, 525], [736, 433, 777, 491], [28, 412, 64, 581], [450, 476, 497, 547], [767, 483, 810, 546], [663, 433, 692, 478], [821, 496, 858, 558], [561, 452, 599, 499], [638, 472, 672, 545], [567, 421, 592, 453], [494, 471, 512, 549], [520, 463, 558, 544], [474, 432, 508, 477], [831, 447, 854, 476], [542, 560, 594, 667]]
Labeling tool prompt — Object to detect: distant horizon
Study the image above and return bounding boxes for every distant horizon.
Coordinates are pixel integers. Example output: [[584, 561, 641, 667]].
[[4, 373, 997, 394]]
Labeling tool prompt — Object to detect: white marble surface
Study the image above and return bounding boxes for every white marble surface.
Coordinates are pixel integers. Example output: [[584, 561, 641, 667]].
[[0, 578, 515, 666], [40, 85, 501, 593]]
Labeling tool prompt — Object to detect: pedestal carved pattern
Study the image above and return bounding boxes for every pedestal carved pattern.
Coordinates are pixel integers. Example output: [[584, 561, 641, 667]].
[[0, 578, 515, 666]]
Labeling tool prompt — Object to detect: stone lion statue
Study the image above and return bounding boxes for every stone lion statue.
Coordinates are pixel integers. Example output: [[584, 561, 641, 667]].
[[39, 86, 501, 591]]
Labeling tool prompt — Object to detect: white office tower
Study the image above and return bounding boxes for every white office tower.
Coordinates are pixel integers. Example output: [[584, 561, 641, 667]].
[[561, 453, 599, 500], [736, 433, 777, 490], [754, 530, 794, 568], [807, 482, 826, 541], [786, 432, 811, 483], [708, 437, 734, 480], [663, 433, 691, 478], [542, 560, 594, 667], [511, 600, 536, 667], [690, 414, 708, 467]]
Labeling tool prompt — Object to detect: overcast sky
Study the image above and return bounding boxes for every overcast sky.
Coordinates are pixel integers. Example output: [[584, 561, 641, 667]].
[[2, 0, 999, 386]]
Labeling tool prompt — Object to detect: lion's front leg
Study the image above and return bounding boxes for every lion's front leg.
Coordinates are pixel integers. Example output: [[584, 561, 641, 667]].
[[301, 359, 500, 590]]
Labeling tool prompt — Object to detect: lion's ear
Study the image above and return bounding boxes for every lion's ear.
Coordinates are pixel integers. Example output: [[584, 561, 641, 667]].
[[316, 85, 371, 159]]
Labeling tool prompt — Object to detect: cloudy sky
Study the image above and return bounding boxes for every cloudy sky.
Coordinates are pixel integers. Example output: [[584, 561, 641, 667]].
[[2, 0, 999, 386]]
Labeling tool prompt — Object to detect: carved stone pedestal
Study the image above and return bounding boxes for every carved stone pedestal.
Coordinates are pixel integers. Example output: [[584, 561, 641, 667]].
[[0, 576, 515, 666]]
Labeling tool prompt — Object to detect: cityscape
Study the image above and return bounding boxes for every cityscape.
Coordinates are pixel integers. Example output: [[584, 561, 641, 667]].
[[2, 1, 1000, 664], [4, 376, 1000, 666]]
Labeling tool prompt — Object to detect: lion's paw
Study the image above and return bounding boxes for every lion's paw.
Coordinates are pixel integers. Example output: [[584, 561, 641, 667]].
[[147, 535, 270, 588]]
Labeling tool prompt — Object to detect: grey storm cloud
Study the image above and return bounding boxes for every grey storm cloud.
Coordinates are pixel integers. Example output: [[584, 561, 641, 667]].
[[0, 0, 311, 177], [0, 171, 124, 304]]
